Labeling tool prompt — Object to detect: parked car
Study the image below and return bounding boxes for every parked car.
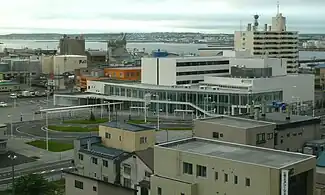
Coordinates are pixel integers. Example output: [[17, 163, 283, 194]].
[[9, 93, 17, 99], [0, 102, 8, 107]]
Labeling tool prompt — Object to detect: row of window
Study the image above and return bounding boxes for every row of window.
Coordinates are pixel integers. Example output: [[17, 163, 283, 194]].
[[105, 132, 148, 144], [75, 180, 97, 192], [253, 37, 298, 40], [176, 80, 203, 85], [253, 32, 297, 35], [253, 47, 298, 50], [79, 153, 110, 167], [176, 69, 229, 76], [176, 60, 229, 67], [253, 41, 298, 45], [183, 162, 251, 186]]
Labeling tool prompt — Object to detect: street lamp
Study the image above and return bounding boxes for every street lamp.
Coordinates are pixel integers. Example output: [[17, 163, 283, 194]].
[[7, 114, 13, 137], [144, 93, 151, 123], [204, 96, 211, 118], [45, 112, 49, 151], [8, 153, 17, 195], [152, 94, 160, 131]]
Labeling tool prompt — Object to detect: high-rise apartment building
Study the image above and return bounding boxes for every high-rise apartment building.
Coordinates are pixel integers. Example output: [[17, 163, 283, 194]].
[[234, 11, 299, 73]]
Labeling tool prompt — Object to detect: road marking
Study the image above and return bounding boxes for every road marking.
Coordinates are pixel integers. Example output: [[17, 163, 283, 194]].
[[40, 171, 46, 174]]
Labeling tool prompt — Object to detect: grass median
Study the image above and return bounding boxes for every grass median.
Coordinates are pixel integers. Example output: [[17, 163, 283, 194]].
[[27, 140, 73, 152], [48, 125, 98, 132], [63, 119, 109, 124]]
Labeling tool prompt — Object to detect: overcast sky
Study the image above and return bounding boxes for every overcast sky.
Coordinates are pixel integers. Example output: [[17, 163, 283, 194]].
[[0, 0, 325, 34]]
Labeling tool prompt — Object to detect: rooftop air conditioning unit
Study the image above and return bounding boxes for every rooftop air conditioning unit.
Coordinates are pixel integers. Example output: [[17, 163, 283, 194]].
[[199, 85, 207, 90], [184, 85, 191, 89]]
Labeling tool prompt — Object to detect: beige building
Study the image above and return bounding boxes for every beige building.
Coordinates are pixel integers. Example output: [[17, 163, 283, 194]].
[[151, 137, 316, 195], [66, 122, 155, 195], [99, 122, 155, 153], [234, 13, 299, 73], [65, 171, 136, 195], [194, 113, 321, 152]]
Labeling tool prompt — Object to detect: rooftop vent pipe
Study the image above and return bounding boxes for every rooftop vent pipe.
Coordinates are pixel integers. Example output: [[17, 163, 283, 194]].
[[264, 24, 268, 31], [268, 26, 271, 31], [261, 101, 266, 117]]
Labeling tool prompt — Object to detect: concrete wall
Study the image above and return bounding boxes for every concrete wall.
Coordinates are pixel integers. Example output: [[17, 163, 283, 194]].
[[229, 58, 287, 76], [65, 172, 135, 195], [121, 154, 152, 190], [76, 151, 116, 183], [275, 123, 321, 152], [54, 55, 87, 74], [99, 125, 155, 153], [41, 55, 54, 74], [87, 80, 105, 94], [193, 120, 276, 148], [153, 146, 276, 195]]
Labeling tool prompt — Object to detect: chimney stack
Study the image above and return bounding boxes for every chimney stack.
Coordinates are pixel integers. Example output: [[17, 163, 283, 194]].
[[268, 26, 271, 31], [264, 24, 268, 31], [87, 139, 91, 150], [247, 23, 252, 31], [286, 104, 291, 120]]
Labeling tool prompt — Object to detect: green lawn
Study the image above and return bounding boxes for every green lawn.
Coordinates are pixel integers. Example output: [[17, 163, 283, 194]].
[[48, 125, 98, 132], [27, 140, 73, 152], [63, 118, 109, 124], [160, 127, 193, 131]]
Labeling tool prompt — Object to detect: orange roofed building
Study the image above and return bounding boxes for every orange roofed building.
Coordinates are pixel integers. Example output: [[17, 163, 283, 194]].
[[104, 67, 141, 81]]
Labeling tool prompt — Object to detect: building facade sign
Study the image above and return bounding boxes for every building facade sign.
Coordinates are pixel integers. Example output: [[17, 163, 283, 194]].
[[281, 169, 289, 195]]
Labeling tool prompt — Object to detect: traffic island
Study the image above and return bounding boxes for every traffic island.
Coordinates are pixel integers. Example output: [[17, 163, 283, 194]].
[[62, 119, 109, 124], [26, 140, 73, 152], [47, 125, 99, 132]]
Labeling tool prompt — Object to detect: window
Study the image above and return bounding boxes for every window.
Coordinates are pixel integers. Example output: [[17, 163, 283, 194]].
[[181, 193, 185, 195], [220, 133, 223, 138], [183, 162, 193, 175], [196, 165, 207, 177], [74, 180, 83, 189], [267, 133, 273, 140], [93, 186, 97, 191], [103, 176, 108, 182], [224, 173, 228, 182], [103, 160, 108, 167], [119, 136, 122, 141], [145, 171, 151, 177], [124, 164, 131, 175], [123, 178, 131, 188], [215, 172, 218, 180], [92, 157, 98, 164], [140, 137, 147, 144], [245, 178, 251, 186], [256, 133, 266, 144], [234, 175, 238, 184], [212, 132, 219, 138], [78, 153, 83, 160], [105, 132, 111, 139], [157, 187, 162, 195]]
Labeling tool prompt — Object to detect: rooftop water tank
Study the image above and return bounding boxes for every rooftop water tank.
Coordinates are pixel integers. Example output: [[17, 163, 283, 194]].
[[152, 49, 169, 58]]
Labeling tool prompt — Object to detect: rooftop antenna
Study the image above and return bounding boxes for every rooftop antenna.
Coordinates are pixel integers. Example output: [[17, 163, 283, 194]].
[[277, 1, 280, 14]]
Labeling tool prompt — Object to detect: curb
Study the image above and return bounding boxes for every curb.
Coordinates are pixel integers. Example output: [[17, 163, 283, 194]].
[[41, 126, 98, 135]]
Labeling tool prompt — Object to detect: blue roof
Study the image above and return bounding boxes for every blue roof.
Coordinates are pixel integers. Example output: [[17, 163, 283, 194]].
[[101, 121, 153, 132], [316, 64, 325, 68], [317, 151, 325, 167]]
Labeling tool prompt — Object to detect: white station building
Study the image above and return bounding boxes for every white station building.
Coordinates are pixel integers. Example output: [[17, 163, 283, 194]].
[[54, 54, 314, 116]]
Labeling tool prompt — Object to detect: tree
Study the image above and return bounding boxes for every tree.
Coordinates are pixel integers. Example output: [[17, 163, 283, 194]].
[[90, 110, 96, 121], [13, 173, 58, 195]]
